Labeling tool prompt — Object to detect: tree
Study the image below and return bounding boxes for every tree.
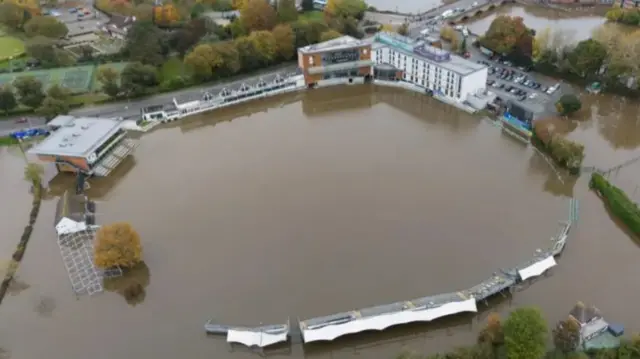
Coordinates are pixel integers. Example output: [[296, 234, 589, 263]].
[[481, 15, 529, 55], [26, 36, 75, 67], [169, 17, 210, 56], [503, 307, 548, 359], [272, 24, 295, 60], [154, 4, 181, 26], [478, 312, 504, 346], [229, 18, 247, 38], [13, 76, 45, 109], [460, 36, 468, 54], [47, 84, 70, 101], [124, 21, 168, 66], [397, 22, 409, 36], [277, 0, 298, 22], [233, 0, 248, 9], [38, 96, 69, 120], [553, 317, 581, 353], [94, 222, 143, 269], [440, 25, 455, 42], [605, 7, 624, 22], [568, 39, 607, 78], [184, 41, 240, 80], [249, 30, 277, 65], [556, 94, 582, 116], [320, 29, 342, 42], [24, 163, 44, 184], [533, 27, 551, 61], [325, 0, 366, 20], [0, 3, 26, 30], [120, 62, 159, 98], [240, 0, 277, 32], [24, 16, 68, 38], [0, 86, 17, 115], [301, 0, 314, 11], [97, 66, 120, 98], [234, 36, 261, 70]]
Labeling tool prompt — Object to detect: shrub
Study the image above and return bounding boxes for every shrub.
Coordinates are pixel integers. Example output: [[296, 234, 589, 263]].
[[590, 173, 640, 236], [94, 222, 143, 269], [556, 94, 582, 116], [532, 121, 584, 172]]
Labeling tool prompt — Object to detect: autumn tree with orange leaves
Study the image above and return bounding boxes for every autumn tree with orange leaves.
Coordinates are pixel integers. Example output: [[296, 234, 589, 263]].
[[94, 222, 143, 269], [154, 4, 181, 26], [240, 0, 276, 32]]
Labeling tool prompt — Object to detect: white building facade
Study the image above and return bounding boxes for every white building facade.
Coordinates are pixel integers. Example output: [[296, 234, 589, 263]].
[[371, 32, 488, 104]]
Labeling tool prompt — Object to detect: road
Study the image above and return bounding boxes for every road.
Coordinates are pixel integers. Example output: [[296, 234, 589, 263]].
[[0, 64, 299, 137]]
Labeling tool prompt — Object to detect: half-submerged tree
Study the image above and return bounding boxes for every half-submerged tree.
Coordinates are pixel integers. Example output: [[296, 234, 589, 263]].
[[553, 316, 581, 353], [503, 307, 548, 359], [94, 222, 142, 269], [478, 312, 504, 346]]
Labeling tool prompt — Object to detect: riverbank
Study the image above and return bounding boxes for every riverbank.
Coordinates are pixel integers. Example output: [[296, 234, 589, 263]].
[[590, 173, 640, 239]]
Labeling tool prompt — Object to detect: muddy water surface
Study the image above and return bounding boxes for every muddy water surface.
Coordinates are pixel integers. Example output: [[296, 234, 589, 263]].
[[1, 86, 640, 359]]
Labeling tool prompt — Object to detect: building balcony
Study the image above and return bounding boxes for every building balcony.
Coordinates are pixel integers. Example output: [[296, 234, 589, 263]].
[[307, 60, 374, 75], [91, 138, 138, 177]]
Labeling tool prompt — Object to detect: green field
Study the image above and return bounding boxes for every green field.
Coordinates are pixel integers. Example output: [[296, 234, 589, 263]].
[[0, 65, 96, 93], [0, 35, 26, 61]]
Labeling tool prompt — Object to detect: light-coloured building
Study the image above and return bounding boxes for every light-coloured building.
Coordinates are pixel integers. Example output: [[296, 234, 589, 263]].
[[370, 32, 488, 104], [28, 115, 137, 177]]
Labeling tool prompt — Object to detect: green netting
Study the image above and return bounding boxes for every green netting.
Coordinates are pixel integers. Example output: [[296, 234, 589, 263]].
[[62, 69, 92, 92]]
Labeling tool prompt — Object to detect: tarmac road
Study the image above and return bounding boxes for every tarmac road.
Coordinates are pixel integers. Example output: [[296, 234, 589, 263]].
[[0, 64, 299, 137]]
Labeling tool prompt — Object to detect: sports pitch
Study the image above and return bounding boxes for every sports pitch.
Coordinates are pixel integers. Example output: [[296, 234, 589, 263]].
[[0, 65, 96, 93], [0, 35, 26, 61]]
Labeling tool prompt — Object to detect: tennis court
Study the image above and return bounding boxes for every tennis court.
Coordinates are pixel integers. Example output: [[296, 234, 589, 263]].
[[0, 65, 95, 93]]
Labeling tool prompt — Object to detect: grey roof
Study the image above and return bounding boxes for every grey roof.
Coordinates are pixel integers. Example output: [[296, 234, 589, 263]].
[[373, 32, 486, 76], [298, 35, 369, 54], [29, 117, 123, 158]]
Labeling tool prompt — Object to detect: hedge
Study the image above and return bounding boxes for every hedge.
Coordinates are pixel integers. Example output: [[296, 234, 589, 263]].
[[590, 173, 640, 236]]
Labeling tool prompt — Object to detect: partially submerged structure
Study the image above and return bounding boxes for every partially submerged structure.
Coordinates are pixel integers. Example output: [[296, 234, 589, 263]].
[[568, 302, 623, 350], [29, 116, 138, 177], [205, 320, 291, 348]]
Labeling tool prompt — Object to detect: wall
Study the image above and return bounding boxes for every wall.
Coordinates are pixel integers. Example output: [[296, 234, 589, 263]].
[[37, 155, 89, 172], [460, 67, 488, 101]]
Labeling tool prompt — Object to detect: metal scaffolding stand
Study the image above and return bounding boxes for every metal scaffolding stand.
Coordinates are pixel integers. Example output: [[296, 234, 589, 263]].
[[57, 226, 123, 296]]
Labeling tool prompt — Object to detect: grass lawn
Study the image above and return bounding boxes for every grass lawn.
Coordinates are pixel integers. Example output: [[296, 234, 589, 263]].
[[0, 36, 26, 61], [160, 57, 191, 82], [299, 10, 324, 21], [0, 136, 19, 146]]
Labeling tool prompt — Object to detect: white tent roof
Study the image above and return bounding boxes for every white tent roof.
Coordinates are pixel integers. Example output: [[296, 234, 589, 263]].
[[518, 256, 556, 281], [55, 217, 87, 236], [226, 328, 288, 347], [301, 298, 477, 343]]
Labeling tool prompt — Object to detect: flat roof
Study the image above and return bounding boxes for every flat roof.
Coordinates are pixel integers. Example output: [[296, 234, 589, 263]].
[[373, 32, 486, 76], [29, 116, 123, 158], [298, 35, 369, 54]]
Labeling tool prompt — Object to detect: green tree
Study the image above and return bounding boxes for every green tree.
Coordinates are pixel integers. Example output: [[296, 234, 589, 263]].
[[0, 3, 26, 30], [191, 3, 206, 18], [184, 41, 240, 80], [229, 18, 247, 38], [277, 0, 298, 22], [503, 307, 548, 359], [481, 15, 529, 55], [320, 29, 342, 42], [325, 0, 366, 20], [46, 84, 70, 101], [234, 36, 261, 70], [556, 94, 582, 116], [240, 0, 277, 32], [120, 62, 159, 98], [568, 39, 607, 78], [13, 76, 45, 109], [272, 23, 295, 60], [460, 36, 468, 54], [24, 16, 68, 38], [605, 7, 624, 22], [398, 22, 409, 36], [124, 21, 168, 66], [301, 0, 314, 11], [38, 96, 69, 120], [0, 86, 17, 115], [26, 36, 75, 67], [249, 30, 277, 65], [553, 317, 581, 353], [94, 222, 143, 269], [96, 66, 120, 98], [24, 163, 44, 184]]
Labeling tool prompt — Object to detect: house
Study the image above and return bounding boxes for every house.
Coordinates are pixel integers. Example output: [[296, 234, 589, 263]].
[[103, 14, 136, 39], [568, 302, 611, 348]]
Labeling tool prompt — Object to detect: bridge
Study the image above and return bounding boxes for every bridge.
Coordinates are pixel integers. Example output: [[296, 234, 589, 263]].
[[448, 0, 516, 24]]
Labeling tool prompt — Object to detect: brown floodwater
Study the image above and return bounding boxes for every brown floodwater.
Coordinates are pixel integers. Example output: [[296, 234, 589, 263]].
[[2, 86, 640, 359], [466, 5, 606, 42]]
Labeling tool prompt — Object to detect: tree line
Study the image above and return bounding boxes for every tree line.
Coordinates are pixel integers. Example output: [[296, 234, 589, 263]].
[[478, 15, 640, 96], [399, 305, 636, 359]]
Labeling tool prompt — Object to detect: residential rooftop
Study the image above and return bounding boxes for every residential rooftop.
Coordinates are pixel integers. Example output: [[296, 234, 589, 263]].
[[29, 116, 123, 158], [372, 32, 486, 76], [298, 35, 369, 54]]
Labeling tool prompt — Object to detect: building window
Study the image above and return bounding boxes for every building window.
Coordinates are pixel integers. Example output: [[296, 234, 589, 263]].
[[308, 57, 314, 66]]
